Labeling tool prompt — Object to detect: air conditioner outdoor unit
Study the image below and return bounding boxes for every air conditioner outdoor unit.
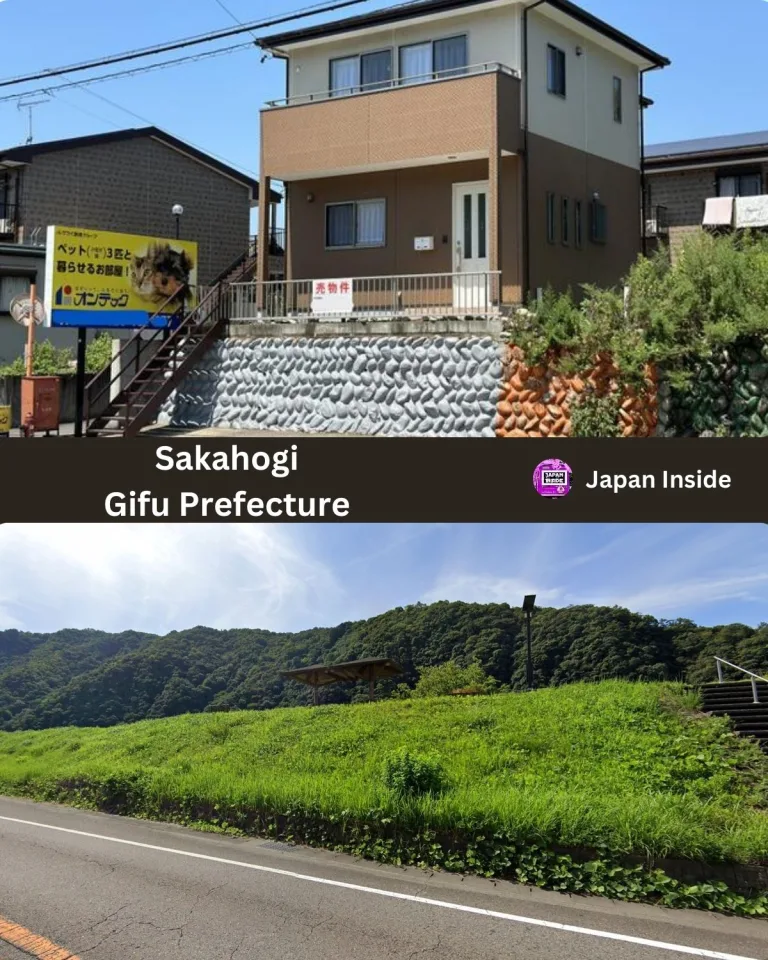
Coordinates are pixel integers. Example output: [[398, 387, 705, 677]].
[[645, 218, 658, 237], [0, 219, 12, 234]]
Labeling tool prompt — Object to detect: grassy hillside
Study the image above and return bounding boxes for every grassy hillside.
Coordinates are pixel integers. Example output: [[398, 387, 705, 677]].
[[1, 602, 766, 731], [1, 682, 766, 914]]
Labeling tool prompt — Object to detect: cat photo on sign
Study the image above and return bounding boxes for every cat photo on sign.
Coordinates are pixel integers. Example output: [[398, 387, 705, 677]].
[[129, 243, 194, 306]]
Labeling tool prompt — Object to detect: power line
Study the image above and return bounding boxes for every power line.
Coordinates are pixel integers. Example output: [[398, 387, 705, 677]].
[[211, 0, 259, 41], [0, 42, 255, 105], [0, 0, 372, 91]]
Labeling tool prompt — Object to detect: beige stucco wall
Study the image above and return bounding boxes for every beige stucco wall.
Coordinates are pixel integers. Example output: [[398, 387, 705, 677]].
[[282, 3, 521, 100], [527, 8, 641, 171]]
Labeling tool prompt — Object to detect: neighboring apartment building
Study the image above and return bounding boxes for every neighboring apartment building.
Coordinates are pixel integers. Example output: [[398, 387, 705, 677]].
[[0, 126, 279, 362], [256, 0, 669, 309], [645, 130, 768, 259]]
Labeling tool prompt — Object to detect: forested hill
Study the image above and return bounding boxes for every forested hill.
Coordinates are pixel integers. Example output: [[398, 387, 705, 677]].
[[0, 602, 765, 731]]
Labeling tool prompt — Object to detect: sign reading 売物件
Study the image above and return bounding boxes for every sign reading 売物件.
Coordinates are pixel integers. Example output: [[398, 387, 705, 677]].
[[43, 225, 199, 329], [311, 279, 353, 317]]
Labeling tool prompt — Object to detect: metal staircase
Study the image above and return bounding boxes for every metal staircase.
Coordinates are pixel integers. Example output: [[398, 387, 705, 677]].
[[701, 657, 768, 752], [84, 255, 255, 438]]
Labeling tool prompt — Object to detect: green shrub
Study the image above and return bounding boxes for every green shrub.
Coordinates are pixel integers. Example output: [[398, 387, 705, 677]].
[[410, 661, 498, 699], [381, 748, 446, 799], [85, 333, 113, 373], [0, 340, 74, 376], [570, 390, 623, 438], [0, 332, 112, 376]]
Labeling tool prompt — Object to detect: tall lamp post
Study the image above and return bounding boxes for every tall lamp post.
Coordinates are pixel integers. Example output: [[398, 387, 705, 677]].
[[172, 203, 184, 240], [522, 594, 536, 690], [169, 204, 185, 339]]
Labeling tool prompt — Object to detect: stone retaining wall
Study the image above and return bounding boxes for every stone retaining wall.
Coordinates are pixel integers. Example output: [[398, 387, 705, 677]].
[[159, 336, 504, 437], [495, 347, 658, 438]]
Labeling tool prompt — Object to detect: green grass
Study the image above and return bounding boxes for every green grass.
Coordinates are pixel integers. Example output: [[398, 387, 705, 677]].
[[0, 681, 765, 866]]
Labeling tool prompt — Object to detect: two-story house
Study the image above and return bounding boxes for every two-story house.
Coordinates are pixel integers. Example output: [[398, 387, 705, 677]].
[[255, 0, 668, 314]]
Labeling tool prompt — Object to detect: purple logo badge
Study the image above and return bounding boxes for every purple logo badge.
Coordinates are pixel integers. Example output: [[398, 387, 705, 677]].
[[533, 459, 572, 499]]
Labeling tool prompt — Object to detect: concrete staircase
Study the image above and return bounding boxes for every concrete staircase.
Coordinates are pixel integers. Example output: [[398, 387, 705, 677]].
[[701, 679, 768, 752]]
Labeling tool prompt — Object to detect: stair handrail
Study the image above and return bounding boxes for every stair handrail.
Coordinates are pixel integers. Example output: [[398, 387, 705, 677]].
[[714, 657, 768, 704], [112, 279, 232, 435], [84, 289, 183, 423]]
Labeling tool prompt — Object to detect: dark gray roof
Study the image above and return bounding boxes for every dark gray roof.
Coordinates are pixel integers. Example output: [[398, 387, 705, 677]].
[[646, 130, 768, 161], [259, 0, 669, 68], [0, 127, 281, 204]]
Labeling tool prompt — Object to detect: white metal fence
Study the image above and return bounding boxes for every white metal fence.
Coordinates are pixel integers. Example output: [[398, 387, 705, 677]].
[[228, 272, 501, 322]]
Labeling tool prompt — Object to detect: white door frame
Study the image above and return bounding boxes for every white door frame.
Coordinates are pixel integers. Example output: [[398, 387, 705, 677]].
[[452, 180, 490, 312]]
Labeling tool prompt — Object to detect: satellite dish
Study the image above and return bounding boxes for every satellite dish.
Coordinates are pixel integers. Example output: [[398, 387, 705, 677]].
[[10, 294, 46, 327]]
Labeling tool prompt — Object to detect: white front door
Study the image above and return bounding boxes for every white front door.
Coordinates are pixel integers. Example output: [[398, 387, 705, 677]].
[[452, 181, 490, 313]]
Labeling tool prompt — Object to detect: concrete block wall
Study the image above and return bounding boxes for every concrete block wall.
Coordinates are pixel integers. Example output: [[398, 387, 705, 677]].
[[18, 137, 250, 282], [158, 336, 504, 437]]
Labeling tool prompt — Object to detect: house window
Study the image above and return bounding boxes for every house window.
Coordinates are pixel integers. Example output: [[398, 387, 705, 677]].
[[361, 50, 393, 91], [330, 50, 393, 96], [399, 35, 468, 84], [613, 76, 623, 123], [546, 192, 556, 243], [0, 275, 30, 314], [330, 56, 360, 96], [590, 199, 608, 244], [434, 35, 468, 77], [326, 199, 386, 248], [561, 197, 570, 245], [547, 44, 566, 97], [575, 200, 583, 248], [717, 172, 762, 197]]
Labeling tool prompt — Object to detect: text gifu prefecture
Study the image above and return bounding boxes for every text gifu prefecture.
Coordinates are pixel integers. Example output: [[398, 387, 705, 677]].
[[586, 470, 732, 493]]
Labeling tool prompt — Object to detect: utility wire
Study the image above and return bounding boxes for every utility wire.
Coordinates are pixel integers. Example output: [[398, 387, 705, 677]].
[[0, 42, 255, 105], [211, 0, 259, 41], [0, 0, 372, 90]]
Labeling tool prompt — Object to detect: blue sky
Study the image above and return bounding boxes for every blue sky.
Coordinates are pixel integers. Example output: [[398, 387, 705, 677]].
[[1, 0, 767, 186], [0, 524, 765, 634]]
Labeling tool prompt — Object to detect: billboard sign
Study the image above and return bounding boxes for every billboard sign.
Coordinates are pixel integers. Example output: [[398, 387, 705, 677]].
[[44, 226, 199, 329]]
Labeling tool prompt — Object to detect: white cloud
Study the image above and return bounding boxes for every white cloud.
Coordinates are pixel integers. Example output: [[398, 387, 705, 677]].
[[0, 524, 343, 634]]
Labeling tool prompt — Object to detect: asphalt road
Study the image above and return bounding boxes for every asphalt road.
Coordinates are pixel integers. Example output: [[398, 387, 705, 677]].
[[0, 797, 766, 960]]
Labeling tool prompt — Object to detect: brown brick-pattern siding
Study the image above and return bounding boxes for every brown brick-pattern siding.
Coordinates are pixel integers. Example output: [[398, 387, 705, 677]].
[[18, 137, 250, 282], [495, 345, 657, 438], [262, 72, 522, 180]]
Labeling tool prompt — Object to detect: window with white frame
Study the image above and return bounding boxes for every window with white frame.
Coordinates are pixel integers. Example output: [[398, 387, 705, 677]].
[[399, 35, 468, 85], [326, 199, 386, 248], [547, 44, 566, 97]]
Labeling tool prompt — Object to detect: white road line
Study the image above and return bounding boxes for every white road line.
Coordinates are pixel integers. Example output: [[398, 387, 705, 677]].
[[0, 814, 761, 960]]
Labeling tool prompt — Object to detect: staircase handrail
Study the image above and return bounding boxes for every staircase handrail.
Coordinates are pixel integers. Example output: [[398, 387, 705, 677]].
[[714, 657, 767, 704], [108, 280, 230, 435], [714, 657, 768, 684], [84, 289, 183, 416]]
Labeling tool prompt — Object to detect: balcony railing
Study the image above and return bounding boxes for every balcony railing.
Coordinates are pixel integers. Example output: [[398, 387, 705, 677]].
[[644, 205, 669, 238], [265, 62, 520, 109], [229, 272, 501, 322]]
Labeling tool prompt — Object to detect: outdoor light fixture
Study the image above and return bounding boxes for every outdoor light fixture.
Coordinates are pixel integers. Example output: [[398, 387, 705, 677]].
[[306, 192, 315, 203], [172, 203, 184, 240], [522, 594, 536, 690]]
